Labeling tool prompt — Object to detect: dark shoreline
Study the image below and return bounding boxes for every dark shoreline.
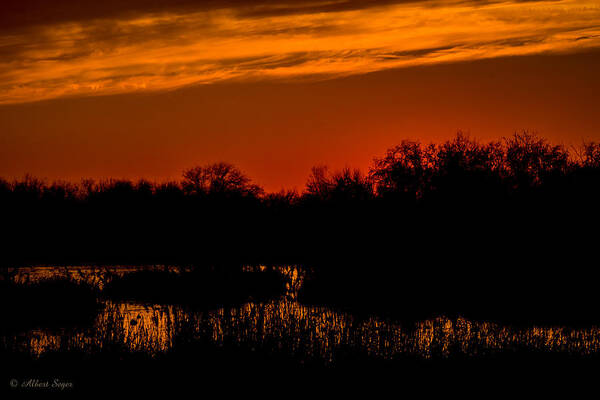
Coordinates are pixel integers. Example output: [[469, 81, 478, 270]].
[[3, 336, 599, 395]]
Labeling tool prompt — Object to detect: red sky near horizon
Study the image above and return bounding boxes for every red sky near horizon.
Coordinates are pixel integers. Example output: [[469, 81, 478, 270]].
[[1, 0, 599, 191]]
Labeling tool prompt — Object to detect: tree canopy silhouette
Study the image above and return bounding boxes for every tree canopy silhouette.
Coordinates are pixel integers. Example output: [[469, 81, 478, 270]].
[[182, 162, 263, 198], [2, 132, 600, 267], [305, 165, 373, 202]]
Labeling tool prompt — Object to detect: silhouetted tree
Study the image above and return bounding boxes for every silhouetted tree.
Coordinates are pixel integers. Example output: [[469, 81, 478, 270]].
[[503, 131, 569, 190], [135, 179, 154, 198], [182, 162, 263, 198], [12, 174, 45, 203], [575, 141, 600, 169], [304, 166, 373, 202], [263, 189, 299, 208], [305, 165, 332, 201], [42, 181, 78, 202], [430, 133, 505, 205], [434, 133, 502, 175], [155, 181, 184, 202], [369, 140, 436, 201], [0, 178, 10, 197], [92, 180, 137, 204], [329, 168, 374, 202]]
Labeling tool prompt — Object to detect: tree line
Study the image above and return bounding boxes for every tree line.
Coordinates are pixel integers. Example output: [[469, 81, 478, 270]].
[[1, 132, 599, 267], [2, 132, 599, 206]]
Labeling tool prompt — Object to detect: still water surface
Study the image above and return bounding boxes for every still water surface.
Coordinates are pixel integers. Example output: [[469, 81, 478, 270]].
[[5, 265, 600, 362]]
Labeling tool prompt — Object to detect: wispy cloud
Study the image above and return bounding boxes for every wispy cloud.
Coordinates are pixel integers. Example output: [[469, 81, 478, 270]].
[[1, 0, 599, 104]]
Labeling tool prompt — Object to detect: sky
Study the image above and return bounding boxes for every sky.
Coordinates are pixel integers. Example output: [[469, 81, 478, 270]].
[[1, 0, 599, 191]]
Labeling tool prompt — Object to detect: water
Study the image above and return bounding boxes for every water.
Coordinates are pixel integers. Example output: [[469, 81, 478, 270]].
[[3, 265, 600, 363]]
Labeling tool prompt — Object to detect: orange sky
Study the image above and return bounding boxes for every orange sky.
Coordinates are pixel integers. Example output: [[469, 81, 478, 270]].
[[1, 0, 599, 191]]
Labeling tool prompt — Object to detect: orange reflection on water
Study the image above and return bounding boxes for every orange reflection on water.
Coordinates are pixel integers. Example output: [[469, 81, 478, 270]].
[[5, 265, 600, 362], [10, 299, 600, 362]]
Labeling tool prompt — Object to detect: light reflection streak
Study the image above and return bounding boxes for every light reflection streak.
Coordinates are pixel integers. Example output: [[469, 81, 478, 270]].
[[8, 299, 600, 361]]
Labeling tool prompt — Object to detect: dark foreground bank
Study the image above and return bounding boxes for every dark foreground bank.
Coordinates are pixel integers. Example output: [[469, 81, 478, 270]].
[[3, 341, 598, 396]]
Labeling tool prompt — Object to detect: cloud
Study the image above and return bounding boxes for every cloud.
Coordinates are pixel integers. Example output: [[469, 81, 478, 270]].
[[0, 0, 599, 104], [0, 0, 431, 33]]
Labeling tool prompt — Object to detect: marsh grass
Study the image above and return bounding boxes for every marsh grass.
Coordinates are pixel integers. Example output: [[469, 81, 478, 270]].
[[3, 265, 600, 395]]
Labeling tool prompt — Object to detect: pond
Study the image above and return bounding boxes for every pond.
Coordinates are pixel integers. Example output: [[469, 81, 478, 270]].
[[3, 265, 600, 364]]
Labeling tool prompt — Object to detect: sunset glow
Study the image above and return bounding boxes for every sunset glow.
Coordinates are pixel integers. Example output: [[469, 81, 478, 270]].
[[1, 0, 599, 190]]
